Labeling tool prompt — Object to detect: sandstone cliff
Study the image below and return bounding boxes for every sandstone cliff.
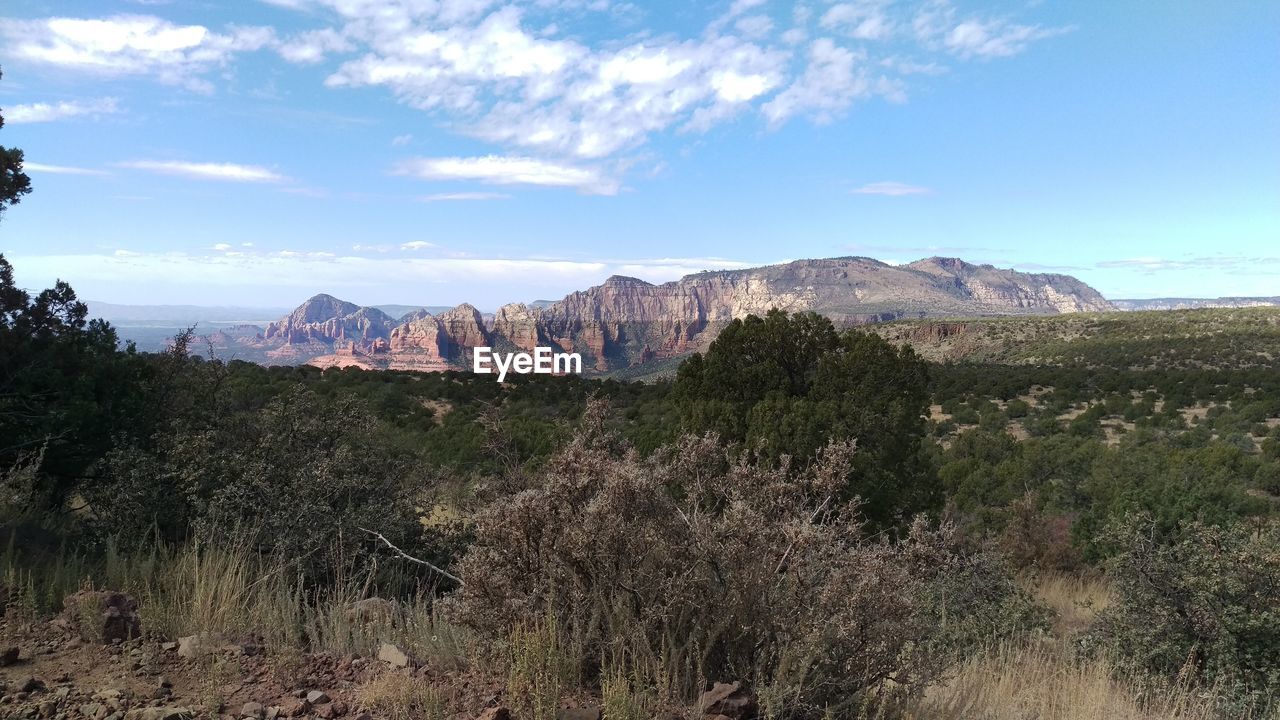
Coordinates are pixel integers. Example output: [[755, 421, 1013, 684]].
[[227, 257, 1114, 374]]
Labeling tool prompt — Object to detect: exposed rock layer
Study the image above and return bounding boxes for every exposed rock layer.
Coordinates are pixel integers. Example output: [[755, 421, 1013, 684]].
[[217, 257, 1114, 374]]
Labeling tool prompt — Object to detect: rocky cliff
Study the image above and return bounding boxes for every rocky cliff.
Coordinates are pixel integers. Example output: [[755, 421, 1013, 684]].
[[217, 257, 1114, 374]]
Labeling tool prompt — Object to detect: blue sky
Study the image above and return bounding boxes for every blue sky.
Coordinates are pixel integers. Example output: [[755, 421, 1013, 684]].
[[0, 0, 1276, 309]]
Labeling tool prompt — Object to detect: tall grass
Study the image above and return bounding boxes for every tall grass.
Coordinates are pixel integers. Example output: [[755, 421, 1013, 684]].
[[904, 640, 1278, 720], [0, 534, 471, 667], [901, 572, 1276, 720], [1025, 571, 1112, 637], [506, 616, 576, 720]]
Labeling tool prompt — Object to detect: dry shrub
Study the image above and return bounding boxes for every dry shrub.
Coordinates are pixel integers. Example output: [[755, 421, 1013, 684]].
[[1000, 493, 1082, 572], [448, 400, 1042, 717]]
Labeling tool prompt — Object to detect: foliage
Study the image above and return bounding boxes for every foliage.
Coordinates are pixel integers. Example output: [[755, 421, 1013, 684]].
[[1090, 517, 1280, 712], [92, 382, 425, 579], [0, 68, 34, 219], [673, 310, 937, 526], [0, 254, 155, 512], [448, 402, 1041, 717]]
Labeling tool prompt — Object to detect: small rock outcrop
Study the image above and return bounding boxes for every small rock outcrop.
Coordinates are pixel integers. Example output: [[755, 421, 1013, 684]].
[[61, 590, 141, 643], [376, 642, 411, 668]]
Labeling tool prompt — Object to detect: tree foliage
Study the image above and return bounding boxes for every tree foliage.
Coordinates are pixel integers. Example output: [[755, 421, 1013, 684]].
[[0, 254, 155, 511], [0, 68, 34, 219], [673, 310, 936, 525]]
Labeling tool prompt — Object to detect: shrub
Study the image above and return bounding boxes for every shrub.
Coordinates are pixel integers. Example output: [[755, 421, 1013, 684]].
[[1089, 516, 1280, 711], [447, 401, 1041, 717], [91, 387, 424, 580]]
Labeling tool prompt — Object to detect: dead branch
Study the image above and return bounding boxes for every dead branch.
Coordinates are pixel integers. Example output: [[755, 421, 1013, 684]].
[[359, 526, 465, 586]]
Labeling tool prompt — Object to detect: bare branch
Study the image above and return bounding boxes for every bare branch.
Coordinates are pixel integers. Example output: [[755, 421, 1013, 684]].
[[359, 526, 465, 586]]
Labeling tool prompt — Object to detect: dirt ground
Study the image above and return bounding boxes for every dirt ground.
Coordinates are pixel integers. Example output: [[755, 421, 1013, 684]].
[[0, 615, 503, 720]]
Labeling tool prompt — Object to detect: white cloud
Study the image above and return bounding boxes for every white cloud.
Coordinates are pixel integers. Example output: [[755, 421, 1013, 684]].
[[401, 240, 437, 250], [821, 3, 894, 41], [22, 162, 110, 176], [391, 133, 414, 146], [0, 15, 274, 91], [419, 192, 511, 201], [944, 19, 1067, 59], [211, 243, 233, 251], [763, 38, 869, 126], [320, 4, 788, 160], [850, 180, 930, 196], [121, 160, 287, 183], [913, 1, 1071, 59], [4, 1, 1069, 191], [277, 27, 351, 64], [394, 155, 616, 194], [735, 15, 775, 40], [5, 97, 120, 123]]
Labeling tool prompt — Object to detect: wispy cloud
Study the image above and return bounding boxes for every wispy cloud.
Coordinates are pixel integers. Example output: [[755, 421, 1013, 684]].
[[914, 2, 1073, 60], [400, 241, 436, 251], [1096, 256, 1280, 273], [850, 181, 931, 196], [23, 162, 110, 176], [394, 156, 616, 194], [6, 97, 120, 123], [120, 160, 287, 183]]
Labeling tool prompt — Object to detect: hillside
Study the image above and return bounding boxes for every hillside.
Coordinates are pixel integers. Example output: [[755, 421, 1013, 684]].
[[871, 306, 1280, 370]]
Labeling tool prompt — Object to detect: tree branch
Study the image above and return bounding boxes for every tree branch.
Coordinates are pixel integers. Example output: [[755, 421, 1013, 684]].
[[358, 526, 465, 586]]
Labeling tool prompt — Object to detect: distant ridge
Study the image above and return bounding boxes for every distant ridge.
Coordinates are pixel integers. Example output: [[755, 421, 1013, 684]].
[[193, 256, 1114, 374], [1113, 297, 1280, 311]]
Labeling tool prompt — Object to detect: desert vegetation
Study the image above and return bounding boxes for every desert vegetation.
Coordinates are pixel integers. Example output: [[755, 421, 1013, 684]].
[[3, 258, 1280, 718], [3, 99, 1280, 720]]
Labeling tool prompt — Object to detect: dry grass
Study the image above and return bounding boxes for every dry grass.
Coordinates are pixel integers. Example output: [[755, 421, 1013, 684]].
[[902, 572, 1276, 720], [357, 669, 447, 720], [506, 617, 576, 720], [2, 538, 471, 668], [904, 640, 1273, 720], [1027, 571, 1112, 638]]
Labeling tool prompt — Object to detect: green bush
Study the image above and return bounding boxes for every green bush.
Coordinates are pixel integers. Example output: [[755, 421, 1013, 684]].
[[1090, 517, 1280, 711]]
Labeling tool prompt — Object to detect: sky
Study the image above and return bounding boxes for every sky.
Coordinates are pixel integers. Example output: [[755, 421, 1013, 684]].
[[0, 0, 1276, 309]]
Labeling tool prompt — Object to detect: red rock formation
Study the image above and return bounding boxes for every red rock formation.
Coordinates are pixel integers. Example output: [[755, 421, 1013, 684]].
[[245, 257, 1114, 374]]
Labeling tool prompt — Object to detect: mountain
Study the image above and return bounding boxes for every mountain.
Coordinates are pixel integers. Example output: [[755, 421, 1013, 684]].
[[202, 256, 1113, 374], [1113, 297, 1280, 311]]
